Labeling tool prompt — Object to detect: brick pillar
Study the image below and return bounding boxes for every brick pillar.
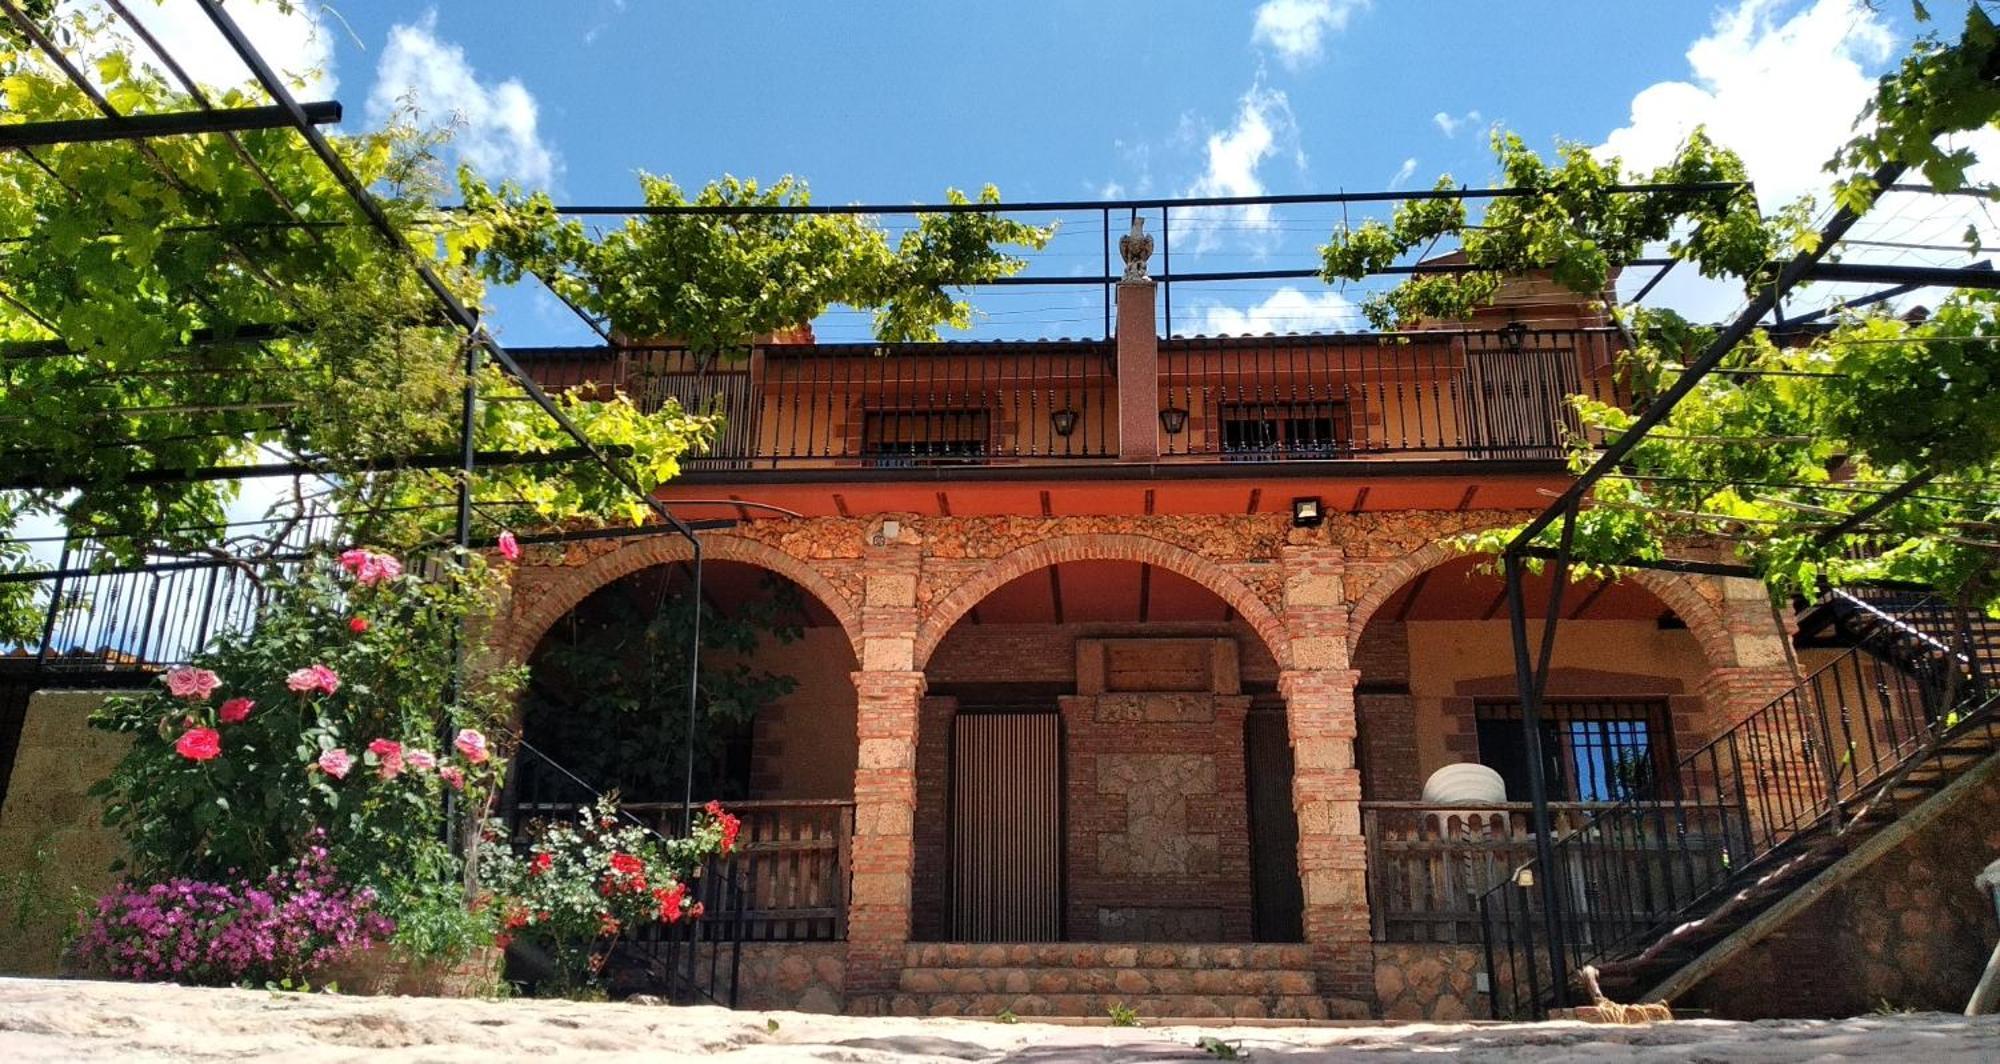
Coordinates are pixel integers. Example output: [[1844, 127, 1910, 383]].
[[846, 528, 924, 995], [847, 669, 925, 993], [1116, 279, 1159, 462], [1279, 668, 1369, 1010]]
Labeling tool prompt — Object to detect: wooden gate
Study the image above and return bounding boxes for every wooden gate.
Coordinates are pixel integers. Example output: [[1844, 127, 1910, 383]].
[[950, 711, 1062, 941]]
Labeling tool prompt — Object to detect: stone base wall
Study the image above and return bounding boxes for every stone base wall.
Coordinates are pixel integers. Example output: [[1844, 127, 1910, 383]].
[[0, 689, 135, 976], [1373, 943, 1488, 1020], [1676, 764, 2000, 1019], [733, 942, 846, 1013]]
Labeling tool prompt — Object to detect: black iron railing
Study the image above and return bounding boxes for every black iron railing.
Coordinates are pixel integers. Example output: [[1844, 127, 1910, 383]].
[[511, 327, 1631, 469], [1158, 327, 1628, 461], [5, 508, 339, 671], [1478, 590, 2000, 1018]]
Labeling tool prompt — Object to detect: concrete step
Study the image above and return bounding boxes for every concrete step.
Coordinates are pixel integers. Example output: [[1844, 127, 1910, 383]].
[[898, 965, 1317, 998], [902, 942, 1313, 970], [870, 991, 1334, 1020]]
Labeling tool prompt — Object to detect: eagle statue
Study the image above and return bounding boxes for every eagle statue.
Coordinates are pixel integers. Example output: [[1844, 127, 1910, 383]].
[[1118, 213, 1154, 282]]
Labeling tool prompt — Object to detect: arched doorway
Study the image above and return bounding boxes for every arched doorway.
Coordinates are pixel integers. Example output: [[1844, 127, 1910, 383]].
[[914, 557, 1301, 944], [1351, 552, 1723, 944], [518, 559, 859, 805]]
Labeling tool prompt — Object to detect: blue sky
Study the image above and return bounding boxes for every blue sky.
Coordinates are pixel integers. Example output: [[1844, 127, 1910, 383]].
[[116, 0, 1967, 344]]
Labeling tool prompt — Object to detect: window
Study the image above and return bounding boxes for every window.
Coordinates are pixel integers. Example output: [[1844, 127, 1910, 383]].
[[1474, 698, 1673, 802], [1218, 402, 1350, 460], [861, 409, 991, 467]]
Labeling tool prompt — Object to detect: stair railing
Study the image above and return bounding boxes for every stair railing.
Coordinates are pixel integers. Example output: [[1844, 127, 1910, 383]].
[[1478, 591, 2000, 1018]]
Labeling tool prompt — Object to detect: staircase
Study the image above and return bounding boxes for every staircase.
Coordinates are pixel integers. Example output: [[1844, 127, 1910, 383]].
[[1479, 589, 2000, 1018], [858, 943, 1331, 1020]]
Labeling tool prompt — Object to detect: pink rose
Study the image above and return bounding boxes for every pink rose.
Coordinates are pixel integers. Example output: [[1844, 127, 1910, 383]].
[[338, 548, 404, 587], [367, 738, 405, 780], [285, 664, 341, 696], [439, 765, 465, 791], [218, 698, 254, 725], [453, 729, 489, 764], [497, 530, 521, 562], [404, 749, 437, 773], [163, 667, 221, 701], [317, 748, 353, 779], [174, 727, 221, 762]]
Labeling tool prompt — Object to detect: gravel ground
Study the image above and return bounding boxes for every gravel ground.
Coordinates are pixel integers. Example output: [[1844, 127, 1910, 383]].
[[4, 976, 1999, 1062]]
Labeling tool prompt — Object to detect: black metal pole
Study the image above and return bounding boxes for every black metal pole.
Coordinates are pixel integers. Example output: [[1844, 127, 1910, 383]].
[[1505, 550, 1569, 1010], [1101, 207, 1112, 340], [681, 544, 705, 834]]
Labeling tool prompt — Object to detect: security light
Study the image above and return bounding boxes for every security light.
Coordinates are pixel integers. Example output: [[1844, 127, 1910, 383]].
[[1291, 496, 1324, 527]]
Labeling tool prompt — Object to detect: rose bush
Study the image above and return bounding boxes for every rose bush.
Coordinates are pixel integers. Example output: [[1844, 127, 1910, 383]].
[[478, 797, 740, 995], [88, 547, 523, 967]]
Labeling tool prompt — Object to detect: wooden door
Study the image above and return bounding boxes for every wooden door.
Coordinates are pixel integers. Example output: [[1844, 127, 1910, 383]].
[[950, 711, 1062, 941]]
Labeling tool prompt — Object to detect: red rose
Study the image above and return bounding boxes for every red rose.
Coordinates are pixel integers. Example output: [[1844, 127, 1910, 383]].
[[528, 852, 552, 877], [608, 852, 643, 876], [218, 698, 254, 725], [174, 727, 221, 762], [349, 616, 369, 633]]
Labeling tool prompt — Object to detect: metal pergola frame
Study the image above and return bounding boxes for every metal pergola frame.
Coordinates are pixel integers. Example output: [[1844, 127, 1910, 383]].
[[0, 0, 727, 821], [5, 0, 1999, 918], [1487, 143, 2000, 1005]]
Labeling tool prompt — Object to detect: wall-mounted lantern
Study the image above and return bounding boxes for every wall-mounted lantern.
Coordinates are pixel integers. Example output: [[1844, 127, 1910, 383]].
[[1498, 320, 1529, 351], [1158, 406, 1190, 435], [1050, 407, 1080, 437]]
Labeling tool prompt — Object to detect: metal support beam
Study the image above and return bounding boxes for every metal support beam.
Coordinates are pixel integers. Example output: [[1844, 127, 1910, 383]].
[[1803, 261, 2000, 288], [0, 445, 633, 491], [1505, 159, 1907, 557], [0, 101, 340, 149]]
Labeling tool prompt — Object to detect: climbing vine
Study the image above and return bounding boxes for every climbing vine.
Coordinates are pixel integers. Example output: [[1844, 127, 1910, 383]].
[[458, 173, 1055, 349]]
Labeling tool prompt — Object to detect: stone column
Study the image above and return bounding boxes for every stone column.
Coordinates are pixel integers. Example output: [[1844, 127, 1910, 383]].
[[1116, 279, 1160, 462], [845, 526, 925, 996], [1278, 667, 1371, 1011], [847, 669, 925, 994], [1274, 542, 1372, 1012]]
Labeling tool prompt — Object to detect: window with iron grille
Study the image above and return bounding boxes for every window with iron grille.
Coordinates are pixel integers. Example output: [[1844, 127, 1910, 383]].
[[861, 409, 991, 467], [1473, 697, 1673, 802], [1218, 402, 1350, 460]]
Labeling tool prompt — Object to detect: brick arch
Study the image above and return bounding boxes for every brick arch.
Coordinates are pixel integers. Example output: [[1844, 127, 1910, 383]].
[[911, 533, 1292, 670], [493, 532, 864, 666], [1347, 540, 1737, 669]]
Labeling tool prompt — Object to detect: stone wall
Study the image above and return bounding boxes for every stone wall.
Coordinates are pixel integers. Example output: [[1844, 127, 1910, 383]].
[[1373, 943, 1488, 1020], [1061, 638, 1254, 942], [0, 689, 135, 975], [1677, 763, 2000, 1019], [733, 942, 846, 1013]]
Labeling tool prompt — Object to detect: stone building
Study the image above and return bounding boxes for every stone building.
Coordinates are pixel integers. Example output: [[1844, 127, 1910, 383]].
[[484, 264, 1817, 1021]]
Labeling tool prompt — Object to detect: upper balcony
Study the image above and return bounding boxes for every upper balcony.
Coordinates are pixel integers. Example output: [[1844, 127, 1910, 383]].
[[514, 323, 1632, 484]]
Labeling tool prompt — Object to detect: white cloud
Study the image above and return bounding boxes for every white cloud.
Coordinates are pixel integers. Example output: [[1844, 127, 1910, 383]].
[[1251, 0, 1367, 69], [64, 0, 336, 97], [1389, 157, 1418, 189], [1599, 0, 1999, 321], [1197, 286, 1359, 336], [368, 12, 558, 188], [1180, 82, 1300, 253], [1433, 109, 1482, 138]]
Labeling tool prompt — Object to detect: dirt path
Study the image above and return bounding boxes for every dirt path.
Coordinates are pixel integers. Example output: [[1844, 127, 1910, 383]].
[[4, 977, 1999, 1061]]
